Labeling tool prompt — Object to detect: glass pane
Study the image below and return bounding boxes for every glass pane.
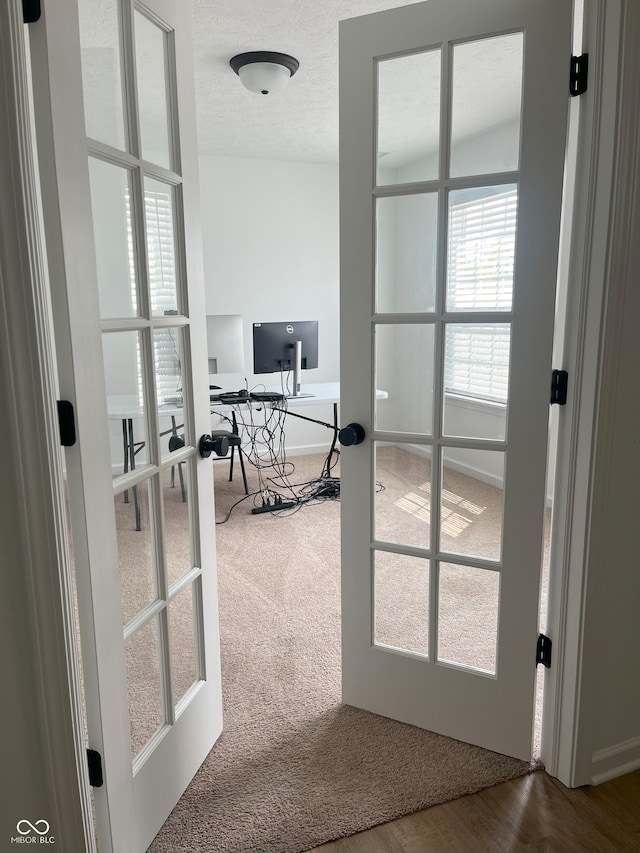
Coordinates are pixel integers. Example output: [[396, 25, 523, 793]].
[[446, 186, 517, 313], [450, 33, 523, 178], [134, 11, 171, 168], [438, 563, 499, 673], [115, 478, 158, 624], [78, 0, 126, 149], [144, 177, 179, 315], [104, 331, 150, 476], [375, 324, 434, 434], [154, 327, 189, 456], [88, 158, 138, 319], [376, 193, 438, 313], [125, 615, 164, 758], [162, 463, 193, 586], [443, 324, 511, 427], [154, 326, 184, 407], [375, 442, 430, 551], [375, 550, 429, 656], [169, 582, 199, 706], [440, 450, 504, 561], [443, 390, 507, 442], [377, 49, 441, 185]]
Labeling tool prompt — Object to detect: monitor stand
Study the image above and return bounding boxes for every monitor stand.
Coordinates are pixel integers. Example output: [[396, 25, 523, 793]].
[[288, 340, 314, 398]]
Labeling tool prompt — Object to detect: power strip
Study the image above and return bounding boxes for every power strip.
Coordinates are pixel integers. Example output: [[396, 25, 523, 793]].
[[251, 500, 296, 515]]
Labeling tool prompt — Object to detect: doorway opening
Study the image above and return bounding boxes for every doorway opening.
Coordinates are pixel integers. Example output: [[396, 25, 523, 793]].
[[28, 0, 582, 848]]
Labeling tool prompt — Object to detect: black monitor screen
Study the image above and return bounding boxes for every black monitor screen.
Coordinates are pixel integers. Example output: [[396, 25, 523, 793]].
[[253, 321, 319, 375]]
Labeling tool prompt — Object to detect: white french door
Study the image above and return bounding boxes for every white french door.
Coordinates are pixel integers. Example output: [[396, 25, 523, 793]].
[[339, 0, 571, 760], [30, 0, 222, 850]]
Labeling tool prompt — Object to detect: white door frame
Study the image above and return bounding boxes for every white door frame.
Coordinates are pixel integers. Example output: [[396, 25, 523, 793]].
[[541, 0, 640, 787], [2, 0, 637, 846], [0, 1, 93, 849]]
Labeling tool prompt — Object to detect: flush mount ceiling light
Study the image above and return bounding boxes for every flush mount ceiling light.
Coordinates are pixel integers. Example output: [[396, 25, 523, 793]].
[[230, 51, 300, 95]]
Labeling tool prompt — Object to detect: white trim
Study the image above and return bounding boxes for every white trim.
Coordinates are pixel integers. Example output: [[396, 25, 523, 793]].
[[272, 442, 334, 458], [444, 392, 507, 416], [540, 0, 611, 784], [590, 735, 640, 785], [403, 442, 504, 491], [0, 2, 91, 849], [543, 0, 640, 787]]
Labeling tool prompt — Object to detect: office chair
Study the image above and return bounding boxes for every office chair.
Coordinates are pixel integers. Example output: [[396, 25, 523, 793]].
[[169, 411, 248, 498]]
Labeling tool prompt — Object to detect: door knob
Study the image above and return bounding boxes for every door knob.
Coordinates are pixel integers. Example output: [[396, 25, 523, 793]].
[[338, 422, 365, 446], [199, 432, 230, 458]]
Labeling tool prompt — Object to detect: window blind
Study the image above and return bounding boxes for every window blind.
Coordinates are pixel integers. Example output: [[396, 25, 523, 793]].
[[126, 189, 181, 405], [445, 189, 517, 403]]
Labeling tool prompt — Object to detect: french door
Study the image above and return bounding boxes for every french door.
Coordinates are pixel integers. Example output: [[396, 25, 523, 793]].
[[30, 0, 222, 850], [339, 0, 571, 760]]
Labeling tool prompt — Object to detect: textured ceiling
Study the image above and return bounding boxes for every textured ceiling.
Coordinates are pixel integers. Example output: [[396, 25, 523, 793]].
[[192, 0, 425, 163], [78, 0, 521, 167]]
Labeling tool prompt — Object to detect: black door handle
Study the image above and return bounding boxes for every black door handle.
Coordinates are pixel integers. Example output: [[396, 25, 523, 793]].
[[338, 422, 365, 446], [199, 432, 230, 458]]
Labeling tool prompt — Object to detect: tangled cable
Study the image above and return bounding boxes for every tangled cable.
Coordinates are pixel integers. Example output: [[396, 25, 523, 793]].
[[213, 376, 383, 524]]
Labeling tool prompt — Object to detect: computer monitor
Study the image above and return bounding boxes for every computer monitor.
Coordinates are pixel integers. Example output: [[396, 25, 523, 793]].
[[253, 321, 318, 397]]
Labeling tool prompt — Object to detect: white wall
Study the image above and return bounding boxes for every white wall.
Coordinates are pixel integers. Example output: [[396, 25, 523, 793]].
[[198, 155, 340, 454]]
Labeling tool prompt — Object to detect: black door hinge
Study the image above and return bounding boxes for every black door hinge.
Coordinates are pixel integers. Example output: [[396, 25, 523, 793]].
[[570, 54, 589, 96], [550, 370, 568, 405], [22, 0, 41, 23], [57, 400, 76, 447], [536, 633, 552, 668], [87, 748, 104, 787]]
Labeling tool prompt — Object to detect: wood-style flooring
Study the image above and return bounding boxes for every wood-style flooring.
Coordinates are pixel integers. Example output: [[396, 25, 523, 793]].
[[309, 768, 640, 853]]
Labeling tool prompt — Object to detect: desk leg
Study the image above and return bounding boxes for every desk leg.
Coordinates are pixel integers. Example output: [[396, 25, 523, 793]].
[[231, 411, 249, 494], [172, 414, 186, 502], [238, 447, 249, 495], [170, 414, 177, 488], [324, 403, 339, 478], [127, 418, 141, 532], [228, 411, 236, 484], [122, 418, 130, 503]]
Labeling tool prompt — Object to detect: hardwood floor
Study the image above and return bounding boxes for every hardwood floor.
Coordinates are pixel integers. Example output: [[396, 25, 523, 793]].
[[308, 769, 640, 853]]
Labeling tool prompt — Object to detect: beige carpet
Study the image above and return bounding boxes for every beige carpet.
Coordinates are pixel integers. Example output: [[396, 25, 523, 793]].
[[145, 450, 538, 853]]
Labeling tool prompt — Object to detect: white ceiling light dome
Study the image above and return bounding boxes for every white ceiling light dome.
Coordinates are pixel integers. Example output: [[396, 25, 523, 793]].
[[230, 51, 300, 95]]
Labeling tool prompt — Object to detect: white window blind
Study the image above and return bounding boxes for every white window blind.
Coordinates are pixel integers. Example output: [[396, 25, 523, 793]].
[[445, 189, 517, 403], [126, 189, 181, 404]]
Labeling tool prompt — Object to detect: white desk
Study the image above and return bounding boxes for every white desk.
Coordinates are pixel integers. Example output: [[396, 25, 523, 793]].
[[263, 381, 386, 407], [264, 381, 342, 406], [211, 381, 387, 441], [109, 383, 388, 528], [210, 382, 386, 410], [109, 383, 388, 460]]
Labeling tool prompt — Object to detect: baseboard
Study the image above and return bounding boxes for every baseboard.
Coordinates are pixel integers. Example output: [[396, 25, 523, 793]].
[[403, 443, 504, 490], [277, 443, 332, 458], [590, 734, 640, 784]]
